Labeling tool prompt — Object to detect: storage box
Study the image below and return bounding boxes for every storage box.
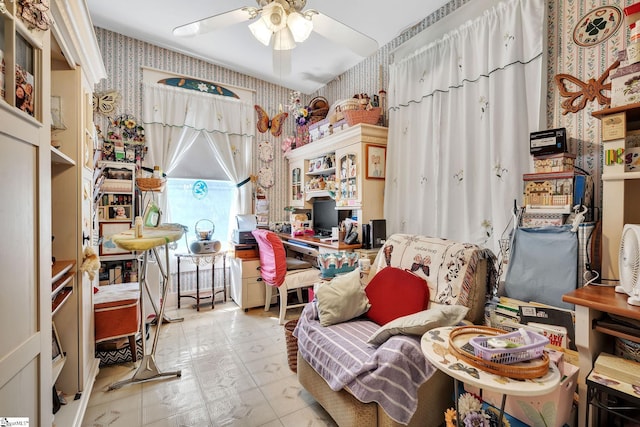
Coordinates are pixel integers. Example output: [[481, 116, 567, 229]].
[[610, 62, 640, 107], [309, 117, 347, 142], [465, 359, 578, 427], [533, 152, 575, 173], [628, 42, 640, 65], [522, 171, 592, 214], [94, 282, 140, 343]]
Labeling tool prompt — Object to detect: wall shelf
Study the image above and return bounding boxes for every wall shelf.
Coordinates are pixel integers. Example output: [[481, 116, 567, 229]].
[[51, 147, 75, 166]]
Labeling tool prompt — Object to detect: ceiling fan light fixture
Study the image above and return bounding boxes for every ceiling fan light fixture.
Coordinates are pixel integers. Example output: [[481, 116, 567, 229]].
[[287, 11, 313, 42], [273, 26, 296, 50], [249, 19, 273, 46], [261, 2, 287, 32]]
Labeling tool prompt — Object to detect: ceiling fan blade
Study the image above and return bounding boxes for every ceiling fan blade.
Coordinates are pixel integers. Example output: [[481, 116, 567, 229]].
[[310, 12, 378, 57], [173, 8, 254, 37]]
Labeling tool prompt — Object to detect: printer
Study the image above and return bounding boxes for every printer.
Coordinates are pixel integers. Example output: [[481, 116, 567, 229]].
[[232, 214, 258, 244]]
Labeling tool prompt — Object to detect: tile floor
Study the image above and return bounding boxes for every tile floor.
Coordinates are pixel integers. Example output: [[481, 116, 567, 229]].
[[82, 301, 338, 427]]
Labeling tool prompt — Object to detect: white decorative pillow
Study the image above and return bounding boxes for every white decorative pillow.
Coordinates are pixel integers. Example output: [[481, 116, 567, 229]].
[[367, 305, 469, 346], [316, 268, 370, 326]]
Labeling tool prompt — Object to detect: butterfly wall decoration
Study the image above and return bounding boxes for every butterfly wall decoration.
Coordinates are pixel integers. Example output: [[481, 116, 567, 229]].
[[554, 60, 620, 115], [254, 105, 288, 137], [93, 90, 120, 116]]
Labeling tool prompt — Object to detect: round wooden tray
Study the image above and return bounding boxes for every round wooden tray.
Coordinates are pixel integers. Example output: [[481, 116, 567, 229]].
[[448, 326, 549, 380]]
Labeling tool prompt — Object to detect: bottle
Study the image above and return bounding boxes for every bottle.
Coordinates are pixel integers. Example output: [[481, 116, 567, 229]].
[[135, 216, 143, 238], [153, 165, 161, 179]]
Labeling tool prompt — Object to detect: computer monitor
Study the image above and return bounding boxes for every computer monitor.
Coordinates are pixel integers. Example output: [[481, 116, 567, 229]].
[[312, 198, 339, 237]]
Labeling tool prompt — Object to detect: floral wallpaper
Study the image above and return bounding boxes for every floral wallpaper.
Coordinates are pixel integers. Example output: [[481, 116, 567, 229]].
[[93, 0, 627, 224]]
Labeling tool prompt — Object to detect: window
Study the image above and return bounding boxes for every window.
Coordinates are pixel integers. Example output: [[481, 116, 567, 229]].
[[166, 178, 234, 252]]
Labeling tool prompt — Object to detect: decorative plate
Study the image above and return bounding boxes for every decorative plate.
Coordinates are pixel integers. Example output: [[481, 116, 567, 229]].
[[573, 6, 622, 48], [258, 140, 274, 162], [258, 166, 274, 188]]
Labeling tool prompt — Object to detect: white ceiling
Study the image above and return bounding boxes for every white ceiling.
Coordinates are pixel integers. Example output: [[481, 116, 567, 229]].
[[86, 0, 450, 94]]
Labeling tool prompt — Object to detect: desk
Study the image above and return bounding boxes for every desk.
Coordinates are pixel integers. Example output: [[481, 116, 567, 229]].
[[563, 285, 640, 426], [107, 224, 184, 390], [175, 252, 226, 311], [277, 232, 361, 251], [422, 326, 561, 426]]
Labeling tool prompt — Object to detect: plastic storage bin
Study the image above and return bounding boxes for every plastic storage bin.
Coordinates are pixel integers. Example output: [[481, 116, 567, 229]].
[[470, 329, 549, 364]]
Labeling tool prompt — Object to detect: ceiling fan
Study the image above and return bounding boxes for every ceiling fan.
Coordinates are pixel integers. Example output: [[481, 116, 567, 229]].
[[172, 0, 378, 75]]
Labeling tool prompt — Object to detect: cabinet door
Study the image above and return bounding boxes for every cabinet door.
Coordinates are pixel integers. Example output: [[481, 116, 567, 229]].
[[336, 150, 360, 207], [290, 159, 304, 207]]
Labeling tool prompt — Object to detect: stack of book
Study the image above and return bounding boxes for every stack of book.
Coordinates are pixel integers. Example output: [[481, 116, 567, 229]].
[[487, 296, 576, 352]]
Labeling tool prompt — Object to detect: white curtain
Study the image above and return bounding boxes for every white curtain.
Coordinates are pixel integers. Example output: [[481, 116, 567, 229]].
[[386, 0, 543, 253], [142, 82, 256, 226]]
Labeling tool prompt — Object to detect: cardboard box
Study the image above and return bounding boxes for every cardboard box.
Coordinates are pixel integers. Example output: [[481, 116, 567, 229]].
[[611, 62, 640, 107]]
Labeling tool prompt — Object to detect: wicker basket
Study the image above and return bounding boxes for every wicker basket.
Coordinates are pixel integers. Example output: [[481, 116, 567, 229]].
[[448, 326, 549, 379], [284, 319, 299, 373], [343, 107, 381, 126], [136, 177, 166, 192]]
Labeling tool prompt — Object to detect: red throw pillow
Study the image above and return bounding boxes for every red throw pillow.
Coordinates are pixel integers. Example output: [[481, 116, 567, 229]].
[[365, 267, 430, 326]]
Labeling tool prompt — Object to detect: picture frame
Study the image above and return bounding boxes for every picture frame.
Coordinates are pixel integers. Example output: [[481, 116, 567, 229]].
[[366, 144, 386, 179], [108, 205, 131, 221], [99, 221, 132, 256], [97, 206, 106, 220], [52, 322, 63, 363]]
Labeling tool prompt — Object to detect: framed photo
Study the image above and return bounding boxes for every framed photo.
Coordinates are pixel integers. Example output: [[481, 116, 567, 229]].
[[97, 206, 106, 220], [366, 144, 386, 179], [99, 221, 132, 256], [52, 322, 63, 363], [602, 112, 626, 142], [108, 205, 131, 221]]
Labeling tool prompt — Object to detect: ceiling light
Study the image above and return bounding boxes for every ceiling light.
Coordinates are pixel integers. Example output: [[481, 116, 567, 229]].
[[273, 26, 296, 50], [249, 19, 272, 46], [287, 11, 313, 42], [261, 2, 287, 32]]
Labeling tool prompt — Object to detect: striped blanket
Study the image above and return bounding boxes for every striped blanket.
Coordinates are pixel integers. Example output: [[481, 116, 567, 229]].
[[294, 302, 436, 424]]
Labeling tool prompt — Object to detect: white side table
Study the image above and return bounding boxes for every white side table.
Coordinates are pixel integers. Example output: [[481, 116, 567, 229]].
[[175, 251, 227, 311], [421, 326, 561, 426]]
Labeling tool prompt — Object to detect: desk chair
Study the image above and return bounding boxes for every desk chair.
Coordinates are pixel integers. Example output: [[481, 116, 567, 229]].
[[252, 229, 320, 324]]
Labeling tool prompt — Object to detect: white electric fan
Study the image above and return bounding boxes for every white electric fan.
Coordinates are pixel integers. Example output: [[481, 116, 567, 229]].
[[615, 224, 640, 306]]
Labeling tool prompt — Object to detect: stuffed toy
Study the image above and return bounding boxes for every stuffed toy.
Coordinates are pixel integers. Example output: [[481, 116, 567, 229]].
[[80, 246, 101, 281]]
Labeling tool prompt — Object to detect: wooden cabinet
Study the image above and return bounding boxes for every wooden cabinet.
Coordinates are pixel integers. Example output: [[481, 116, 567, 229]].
[[0, 2, 52, 425], [285, 124, 388, 242], [563, 286, 640, 427], [229, 257, 266, 311], [592, 103, 640, 282], [50, 62, 103, 424], [0, 2, 104, 424]]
